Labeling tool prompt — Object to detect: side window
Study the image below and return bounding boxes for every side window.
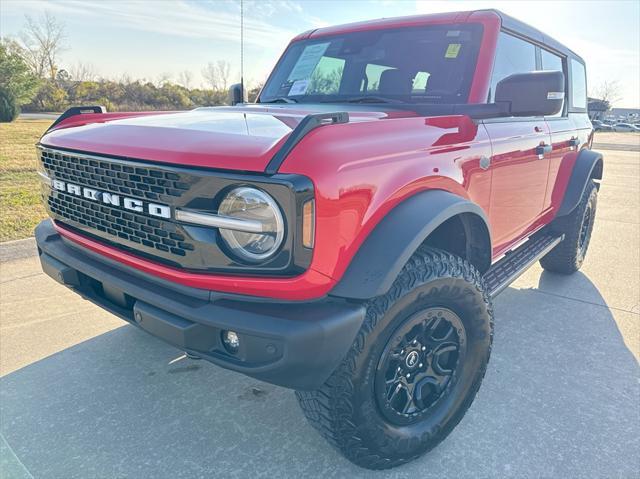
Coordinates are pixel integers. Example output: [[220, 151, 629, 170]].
[[570, 59, 587, 110], [489, 32, 537, 102], [541, 49, 566, 116]]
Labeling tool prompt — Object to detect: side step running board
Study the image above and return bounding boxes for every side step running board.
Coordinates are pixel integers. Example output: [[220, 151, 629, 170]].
[[483, 234, 564, 298]]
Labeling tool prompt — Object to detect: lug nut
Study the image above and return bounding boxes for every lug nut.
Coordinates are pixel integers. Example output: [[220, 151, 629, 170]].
[[419, 363, 423, 368], [421, 346, 426, 351], [221, 330, 240, 354], [406, 373, 411, 378]]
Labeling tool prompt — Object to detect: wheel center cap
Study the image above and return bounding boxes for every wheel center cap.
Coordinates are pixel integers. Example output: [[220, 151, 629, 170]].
[[405, 350, 420, 369]]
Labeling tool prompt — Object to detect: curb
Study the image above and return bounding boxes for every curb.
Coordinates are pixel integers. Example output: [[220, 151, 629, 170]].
[[0, 237, 37, 263]]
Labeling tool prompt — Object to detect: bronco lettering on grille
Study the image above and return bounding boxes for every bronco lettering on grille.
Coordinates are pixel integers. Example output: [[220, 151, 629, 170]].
[[51, 179, 171, 219]]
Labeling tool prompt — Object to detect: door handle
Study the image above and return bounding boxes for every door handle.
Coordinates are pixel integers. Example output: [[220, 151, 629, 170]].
[[536, 144, 552, 159]]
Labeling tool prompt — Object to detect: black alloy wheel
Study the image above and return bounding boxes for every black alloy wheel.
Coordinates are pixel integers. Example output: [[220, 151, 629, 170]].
[[375, 307, 465, 425]]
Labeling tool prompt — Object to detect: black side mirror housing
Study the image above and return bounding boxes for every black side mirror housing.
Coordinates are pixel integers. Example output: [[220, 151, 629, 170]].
[[228, 83, 247, 106], [495, 71, 565, 117]]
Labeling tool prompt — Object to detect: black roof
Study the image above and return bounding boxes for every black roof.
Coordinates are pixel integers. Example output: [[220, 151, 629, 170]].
[[489, 9, 585, 63]]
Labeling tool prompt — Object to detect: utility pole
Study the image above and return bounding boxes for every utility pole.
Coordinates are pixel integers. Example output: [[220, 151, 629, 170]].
[[240, 0, 244, 99]]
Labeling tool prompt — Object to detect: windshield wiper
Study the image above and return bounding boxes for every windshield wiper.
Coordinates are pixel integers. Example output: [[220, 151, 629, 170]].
[[260, 97, 298, 104], [324, 96, 404, 104]]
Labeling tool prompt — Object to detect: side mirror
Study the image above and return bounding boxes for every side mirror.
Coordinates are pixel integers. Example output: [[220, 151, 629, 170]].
[[228, 83, 247, 106], [495, 71, 565, 117]]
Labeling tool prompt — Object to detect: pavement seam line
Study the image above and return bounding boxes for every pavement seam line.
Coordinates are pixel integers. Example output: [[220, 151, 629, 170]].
[[0, 272, 45, 284], [522, 287, 640, 315], [0, 433, 35, 479]]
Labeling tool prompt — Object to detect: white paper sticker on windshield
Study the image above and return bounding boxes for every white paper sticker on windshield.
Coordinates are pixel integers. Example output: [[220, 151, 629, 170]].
[[288, 79, 310, 96], [288, 42, 330, 81]]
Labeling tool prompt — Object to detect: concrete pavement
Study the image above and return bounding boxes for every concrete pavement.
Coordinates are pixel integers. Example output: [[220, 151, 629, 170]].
[[1, 146, 638, 478]]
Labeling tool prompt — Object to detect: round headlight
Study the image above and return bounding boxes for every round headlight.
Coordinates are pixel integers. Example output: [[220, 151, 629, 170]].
[[218, 187, 285, 262]]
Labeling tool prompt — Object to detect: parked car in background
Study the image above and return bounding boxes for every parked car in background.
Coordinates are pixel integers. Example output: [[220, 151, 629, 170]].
[[613, 123, 640, 132], [592, 120, 613, 131]]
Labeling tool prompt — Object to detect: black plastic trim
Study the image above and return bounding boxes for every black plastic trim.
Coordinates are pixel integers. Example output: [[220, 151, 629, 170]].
[[35, 219, 366, 390], [389, 102, 511, 119], [492, 9, 585, 63], [265, 111, 349, 174], [484, 233, 564, 297], [557, 149, 603, 217], [45, 105, 106, 134], [330, 190, 491, 300]]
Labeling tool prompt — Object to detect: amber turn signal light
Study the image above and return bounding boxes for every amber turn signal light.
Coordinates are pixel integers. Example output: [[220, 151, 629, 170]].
[[302, 200, 315, 248]]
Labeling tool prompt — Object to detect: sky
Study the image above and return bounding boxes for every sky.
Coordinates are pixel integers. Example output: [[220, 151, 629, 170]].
[[1, 0, 639, 107]]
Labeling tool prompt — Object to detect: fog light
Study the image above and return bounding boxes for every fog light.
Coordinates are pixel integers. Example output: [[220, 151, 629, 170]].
[[222, 330, 240, 354]]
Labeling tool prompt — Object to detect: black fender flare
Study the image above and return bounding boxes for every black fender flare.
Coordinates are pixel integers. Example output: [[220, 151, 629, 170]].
[[330, 190, 491, 300], [557, 149, 603, 217]]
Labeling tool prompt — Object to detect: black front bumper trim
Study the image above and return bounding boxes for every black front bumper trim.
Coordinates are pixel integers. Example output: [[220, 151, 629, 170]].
[[35, 220, 365, 390]]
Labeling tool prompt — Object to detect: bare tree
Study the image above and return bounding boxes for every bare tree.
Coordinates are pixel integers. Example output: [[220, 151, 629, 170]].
[[19, 12, 66, 80], [156, 72, 172, 87], [216, 60, 231, 91], [119, 73, 133, 85], [201, 60, 232, 91], [202, 62, 219, 90], [69, 62, 97, 82], [592, 80, 621, 107], [178, 70, 193, 89]]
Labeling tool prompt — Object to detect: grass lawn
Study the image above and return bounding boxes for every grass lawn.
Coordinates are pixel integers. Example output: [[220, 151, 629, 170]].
[[0, 119, 52, 242]]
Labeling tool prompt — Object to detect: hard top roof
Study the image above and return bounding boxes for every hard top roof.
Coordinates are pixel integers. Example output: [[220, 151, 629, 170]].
[[302, 9, 584, 64]]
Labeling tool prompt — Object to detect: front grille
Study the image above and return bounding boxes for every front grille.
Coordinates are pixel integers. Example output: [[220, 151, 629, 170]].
[[41, 149, 190, 201], [41, 148, 195, 261], [48, 191, 193, 257], [38, 146, 311, 275]]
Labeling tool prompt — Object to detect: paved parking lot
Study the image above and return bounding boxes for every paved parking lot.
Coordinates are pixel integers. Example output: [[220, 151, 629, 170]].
[[1, 139, 638, 478]]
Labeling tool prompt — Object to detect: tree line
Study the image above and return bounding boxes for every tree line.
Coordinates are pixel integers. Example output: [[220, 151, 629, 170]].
[[0, 13, 261, 122]]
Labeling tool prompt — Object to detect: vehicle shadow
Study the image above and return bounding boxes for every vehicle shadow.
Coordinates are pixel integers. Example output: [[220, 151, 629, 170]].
[[1, 272, 638, 479]]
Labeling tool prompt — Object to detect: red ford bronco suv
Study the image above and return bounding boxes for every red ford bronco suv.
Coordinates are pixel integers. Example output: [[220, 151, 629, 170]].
[[35, 9, 602, 469]]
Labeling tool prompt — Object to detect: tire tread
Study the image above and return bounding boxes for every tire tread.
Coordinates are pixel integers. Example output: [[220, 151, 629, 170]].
[[296, 247, 493, 470], [540, 180, 597, 274]]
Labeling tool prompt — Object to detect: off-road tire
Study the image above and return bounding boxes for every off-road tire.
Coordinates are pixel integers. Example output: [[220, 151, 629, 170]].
[[295, 247, 493, 470], [540, 180, 597, 274]]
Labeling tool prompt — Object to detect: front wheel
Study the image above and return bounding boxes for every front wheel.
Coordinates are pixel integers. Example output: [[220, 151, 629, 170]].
[[296, 247, 493, 470]]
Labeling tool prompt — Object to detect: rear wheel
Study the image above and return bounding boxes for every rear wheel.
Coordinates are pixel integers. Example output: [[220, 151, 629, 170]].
[[540, 180, 597, 274], [296, 247, 493, 469]]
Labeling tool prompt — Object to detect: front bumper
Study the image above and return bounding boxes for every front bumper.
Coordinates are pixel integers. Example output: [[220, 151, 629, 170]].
[[35, 220, 365, 390]]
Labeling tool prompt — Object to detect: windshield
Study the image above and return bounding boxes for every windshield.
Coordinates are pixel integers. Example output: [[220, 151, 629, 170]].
[[260, 24, 483, 104]]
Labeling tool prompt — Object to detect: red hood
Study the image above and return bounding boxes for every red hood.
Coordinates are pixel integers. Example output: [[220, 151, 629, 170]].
[[41, 105, 409, 172]]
